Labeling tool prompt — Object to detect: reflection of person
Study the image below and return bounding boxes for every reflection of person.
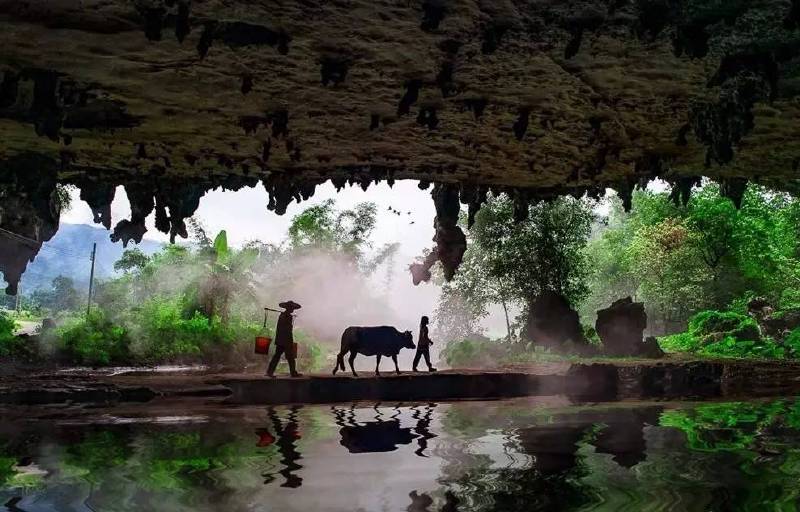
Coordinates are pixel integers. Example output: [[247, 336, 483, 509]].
[[267, 301, 302, 378], [413, 404, 436, 457], [413, 316, 437, 372], [260, 405, 304, 488]]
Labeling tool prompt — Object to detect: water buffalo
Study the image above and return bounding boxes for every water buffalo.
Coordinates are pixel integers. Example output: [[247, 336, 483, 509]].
[[332, 326, 416, 377]]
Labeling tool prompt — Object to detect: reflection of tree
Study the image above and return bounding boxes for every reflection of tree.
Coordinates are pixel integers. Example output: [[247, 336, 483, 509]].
[[436, 404, 664, 511], [13, 400, 800, 511]]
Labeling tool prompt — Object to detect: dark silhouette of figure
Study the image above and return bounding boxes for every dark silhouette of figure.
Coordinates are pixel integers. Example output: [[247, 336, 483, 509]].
[[412, 404, 437, 457], [260, 405, 304, 488], [333, 326, 415, 376], [267, 300, 302, 377], [413, 316, 437, 372]]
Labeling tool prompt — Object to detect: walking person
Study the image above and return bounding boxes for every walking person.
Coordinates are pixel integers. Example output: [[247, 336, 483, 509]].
[[413, 316, 437, 372], [267, 300, 302, 378]]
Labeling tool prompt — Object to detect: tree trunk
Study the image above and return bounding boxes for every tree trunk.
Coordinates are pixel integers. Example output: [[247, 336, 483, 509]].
[[501, 297, 512, 342]]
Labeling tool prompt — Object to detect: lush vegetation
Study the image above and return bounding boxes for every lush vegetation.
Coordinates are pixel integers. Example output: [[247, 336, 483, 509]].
[[0, 199, 390, 369], [435, 183, 800, 363], [582, 185, 800, 334], [436, 194, 595, 343], [0, 310, 24, 359], [7, 180, 800, 366]]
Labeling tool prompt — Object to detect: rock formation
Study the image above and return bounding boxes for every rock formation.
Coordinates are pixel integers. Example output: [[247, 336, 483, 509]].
[[522, 291, 588, 351], [0, 156, 62, 295], [2, 0, 800, 288], [596, 297, 663, 358]]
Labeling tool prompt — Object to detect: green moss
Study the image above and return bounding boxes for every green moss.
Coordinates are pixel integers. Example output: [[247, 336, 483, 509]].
[[688, 310, 760, 342], [658, 309, 792, 359], [658, 332, 701, 353]]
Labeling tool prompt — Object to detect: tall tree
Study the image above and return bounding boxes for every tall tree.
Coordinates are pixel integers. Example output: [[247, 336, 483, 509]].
[[437, 194, 595, 341]]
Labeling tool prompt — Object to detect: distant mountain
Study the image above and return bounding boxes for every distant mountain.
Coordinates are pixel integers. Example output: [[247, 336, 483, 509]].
[[16, 224, 163, 292]]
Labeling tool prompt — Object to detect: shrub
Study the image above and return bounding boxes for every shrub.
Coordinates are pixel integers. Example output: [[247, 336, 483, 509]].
[[0, 311, 16, 340], [688, 310, 761, 343], [658, 309, 798, 360], [784, 328, 800, 357], [441, 338, 511, 367], [57, 310, 130, 365], [779, 289, 800, 311], [658, 332, 701, 353], [0, 311, 19, 357], [700, 336, 786, 359], [134, 298, 214, 362]]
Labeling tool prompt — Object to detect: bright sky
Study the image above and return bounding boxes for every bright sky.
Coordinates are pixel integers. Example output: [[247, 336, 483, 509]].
[[63, 180, 436, 261], [61, 178, 671, 338]]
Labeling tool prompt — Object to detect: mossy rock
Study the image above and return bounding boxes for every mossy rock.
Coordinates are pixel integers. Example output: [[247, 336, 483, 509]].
[[688, 310, 761, 343]]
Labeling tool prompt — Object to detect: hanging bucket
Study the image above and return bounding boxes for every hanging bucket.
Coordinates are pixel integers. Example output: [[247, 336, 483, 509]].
[[255, 336, 272, 355], [255, 308, 272, 354]]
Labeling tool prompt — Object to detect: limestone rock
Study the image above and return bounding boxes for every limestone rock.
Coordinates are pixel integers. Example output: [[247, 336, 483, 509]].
[[523, 291, 586, 350], [596, 297, 661, 358]]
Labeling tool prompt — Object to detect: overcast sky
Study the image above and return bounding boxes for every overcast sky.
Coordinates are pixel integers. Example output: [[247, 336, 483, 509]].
[[63, 180, 437, 260], [61, 179, 669, 338]]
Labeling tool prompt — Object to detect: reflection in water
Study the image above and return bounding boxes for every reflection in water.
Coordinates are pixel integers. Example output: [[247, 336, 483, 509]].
[[412, 404, 437, 457], [407, 490, 434, 511], [4, 399, 800, 510], [260, 405, 303, 488], [333, 404, 418, 454]]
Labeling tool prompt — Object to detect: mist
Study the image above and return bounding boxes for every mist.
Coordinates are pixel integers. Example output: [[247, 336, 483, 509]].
[[251, 247, 441, 370]]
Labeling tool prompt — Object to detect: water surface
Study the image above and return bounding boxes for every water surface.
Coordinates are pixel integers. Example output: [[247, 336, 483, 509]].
[[2, 396, 800, 511]]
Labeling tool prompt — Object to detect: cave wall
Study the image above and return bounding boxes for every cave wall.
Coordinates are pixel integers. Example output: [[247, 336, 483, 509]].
[[2, 0, 800, 289]]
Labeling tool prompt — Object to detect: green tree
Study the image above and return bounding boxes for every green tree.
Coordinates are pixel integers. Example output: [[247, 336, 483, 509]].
[[198, 230, 258, 323], [437, 194, 595, 342], [113, 248, 150, 273], [287, 199, 378, 264], [583, 183, 800, 334], [31, 275, 81, 314]]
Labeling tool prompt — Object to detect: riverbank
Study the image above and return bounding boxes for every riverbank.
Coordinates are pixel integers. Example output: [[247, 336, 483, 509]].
[[4, 357, 800, 406]]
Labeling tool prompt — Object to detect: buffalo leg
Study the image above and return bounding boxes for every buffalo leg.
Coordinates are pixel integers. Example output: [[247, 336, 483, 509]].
[[349, 351, 358, 377], [375, 355, 382, 376], [392, 355, 400, 374], [332, 351, 343, 375]]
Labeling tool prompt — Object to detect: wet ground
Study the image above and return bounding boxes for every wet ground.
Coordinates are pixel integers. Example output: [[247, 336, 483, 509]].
[[3, 395, 800, 511]]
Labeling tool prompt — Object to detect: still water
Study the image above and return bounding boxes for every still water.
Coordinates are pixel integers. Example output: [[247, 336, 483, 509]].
[[2, 396, 800, 511]]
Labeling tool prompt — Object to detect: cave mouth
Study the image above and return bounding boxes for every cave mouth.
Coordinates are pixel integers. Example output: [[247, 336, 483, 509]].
[[0, 156, 757, 300]]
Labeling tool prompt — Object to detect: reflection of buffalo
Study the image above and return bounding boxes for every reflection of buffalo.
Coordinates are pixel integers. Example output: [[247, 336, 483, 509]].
[[332, 326, 416, 376], [339, 419, 416, 453]]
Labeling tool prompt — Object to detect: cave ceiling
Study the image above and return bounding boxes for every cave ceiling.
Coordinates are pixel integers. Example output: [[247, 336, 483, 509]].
[[2, 0, 800, 292]]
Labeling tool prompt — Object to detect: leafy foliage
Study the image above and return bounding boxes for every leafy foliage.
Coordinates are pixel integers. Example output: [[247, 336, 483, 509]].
[[56, 310, 130, 365], [0, 310, 15, 343], [437, 194, 595, 343], [30, 275, 81, 314], [113, 248, 150, 273], [658, 309, 793, 359], [583, 184, 800, 335]]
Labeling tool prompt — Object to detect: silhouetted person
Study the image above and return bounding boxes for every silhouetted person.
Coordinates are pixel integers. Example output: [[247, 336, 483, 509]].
[[267, 301, 302, 377], [413, 316, 436, 372]]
